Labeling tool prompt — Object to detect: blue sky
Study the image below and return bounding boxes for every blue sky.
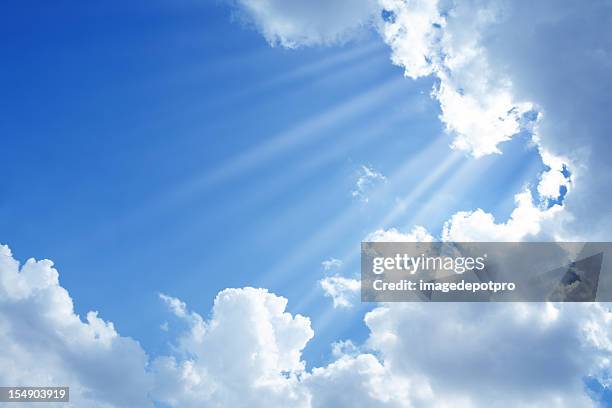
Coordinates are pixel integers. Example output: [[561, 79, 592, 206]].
[[0, 0, 548, 365], [1, 1, 611, 407]]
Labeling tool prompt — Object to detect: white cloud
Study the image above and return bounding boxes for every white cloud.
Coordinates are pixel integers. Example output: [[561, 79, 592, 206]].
[[365, 226, 434, 242], [352, 165, 387, 203], [378, 0, 612, 241], [436, 82, 532, 157], [304, 353, 425, 408], [378, 0, 534, 158], [155, 286, 611, 408], [159, 292, 190, 319], [0, 244, 152, 407], [536, 149, 571, 199], [319, 276, 360, 308], [153, 288, 313, 408], [153, 288, 432, 407], [378, 0, 442, 78], [363, 302, 612, 407], [228, 0, 379, 47], [320, 257, 359, 308], [441, 189, 563, 242], [1, 244, 611, 407], [322, 258, 343, 271]]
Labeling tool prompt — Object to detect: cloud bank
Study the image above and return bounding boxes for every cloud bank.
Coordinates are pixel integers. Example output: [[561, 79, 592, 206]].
[[1, 245, 611, 407]]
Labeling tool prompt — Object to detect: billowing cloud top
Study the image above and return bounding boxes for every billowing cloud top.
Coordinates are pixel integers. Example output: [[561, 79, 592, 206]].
[[1, 245, 611, 406]]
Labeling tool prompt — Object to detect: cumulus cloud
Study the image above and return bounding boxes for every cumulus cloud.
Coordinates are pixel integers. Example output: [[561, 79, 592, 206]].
[[0, 245, 152, 407], [227, 0, 379, 47], [379, 0, 534, 158], [304, 353, 424, 408], [364, 302, 612, 407], [378, 0, 612, 241], [2, 244, 611, 407], [378, 0, 442, 78], [154, 285, 612, 408], [153, 287, 428, 407], [153, 288, 314, 407], [442, 189, 563, 242], [319, 276, 360, 308]]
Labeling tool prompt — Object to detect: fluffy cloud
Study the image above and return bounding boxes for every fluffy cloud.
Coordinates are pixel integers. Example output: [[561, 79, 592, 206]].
[[378, 0, 611, 241], [364, 302, 612, 407], [319, 258, 359, 308], [154, 288, 434, 407], [0, 246, 315, 407], [304, 353, 425, 408], [228, 0, 379, 47], [152, 288, 313, 407], [155, 285, 611, 408], [379, 0, 534, 158], [472, 0, 612, 240], [378, 0, 442, 78], [320, 276, 360, 308], [1, 245, 611, 407], [371, 3, 612, 403], [0, 245, 152, 407], [441, 189, 563, 242]]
